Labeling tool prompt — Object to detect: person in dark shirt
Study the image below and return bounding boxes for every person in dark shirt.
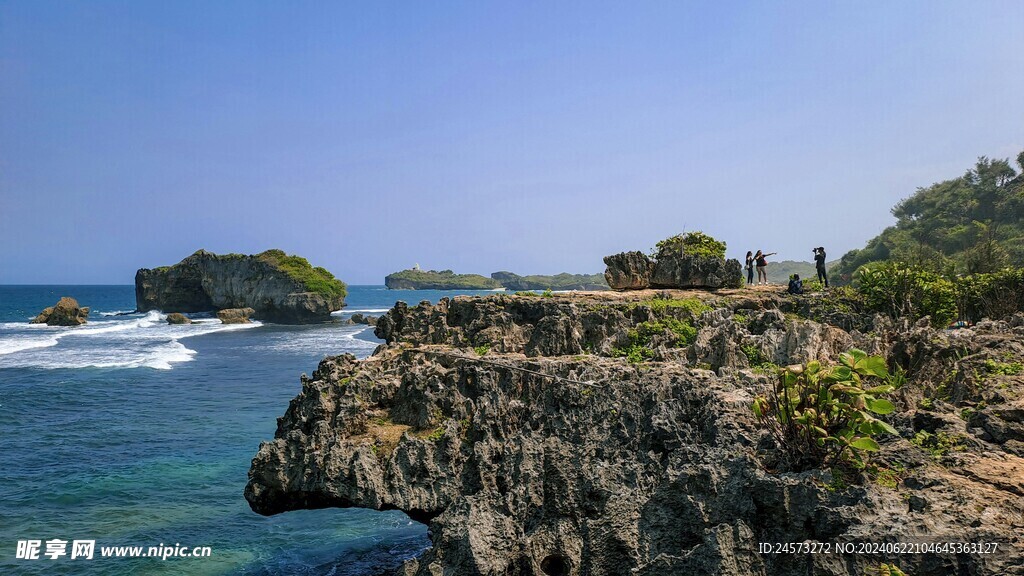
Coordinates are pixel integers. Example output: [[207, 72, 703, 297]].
[[745, 251, 755, 285], [754, 250, 777, 285], [788, 274, 804, 294], [813, 247, 829, 287]]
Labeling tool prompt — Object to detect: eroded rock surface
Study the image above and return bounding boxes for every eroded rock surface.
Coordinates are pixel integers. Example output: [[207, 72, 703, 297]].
[[31, 297, 89, 326], [604, 252, 742, 290], [248, 292, 1024, 576]]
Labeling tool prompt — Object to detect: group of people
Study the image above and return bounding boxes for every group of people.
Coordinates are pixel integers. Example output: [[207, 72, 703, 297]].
[[743, 247, 830, 293]]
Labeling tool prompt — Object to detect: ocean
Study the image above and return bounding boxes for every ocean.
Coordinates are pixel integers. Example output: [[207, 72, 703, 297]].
[[0, 285, 501, 575]]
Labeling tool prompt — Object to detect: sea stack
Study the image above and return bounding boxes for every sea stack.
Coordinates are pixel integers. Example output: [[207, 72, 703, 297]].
[[135, 249, 346, 324]]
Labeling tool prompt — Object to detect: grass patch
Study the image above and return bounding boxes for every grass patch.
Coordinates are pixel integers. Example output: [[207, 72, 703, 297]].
[[642, 297, 712, 317], [741, 343, 778, 373], [912, 430, 963, 459], [982, 359, 1024, 376], [474, 344, 490, 356]]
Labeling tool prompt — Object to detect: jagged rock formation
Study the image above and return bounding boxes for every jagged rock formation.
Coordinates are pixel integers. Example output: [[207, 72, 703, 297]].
[[135, 249, 346, 324], [604, 252, 742, 290], [217, 307, 254, 324], [349, 313, 378, 326], [30, 297, 89, 326], [166, 313, 192, 325], [247, 291, 1024, 576]]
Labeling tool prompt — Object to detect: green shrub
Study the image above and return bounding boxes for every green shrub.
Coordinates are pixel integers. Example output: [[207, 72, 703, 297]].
[[612, 344, 654, 364], [877, 563, 908, 576], [954, 268, 1024, 322], [752, 349, 899, 470], [474, 344, 490, 356], [855, 262, 956, 327], [653, 231, 727, 260]]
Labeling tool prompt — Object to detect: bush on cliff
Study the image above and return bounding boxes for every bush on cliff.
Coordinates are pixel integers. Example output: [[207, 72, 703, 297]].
[[653, 231, 727, 260], [854, 262, 956, 327], [257, 249, 347, 300], [953, 267, 1024, 323], [752, 349, 899, 471]]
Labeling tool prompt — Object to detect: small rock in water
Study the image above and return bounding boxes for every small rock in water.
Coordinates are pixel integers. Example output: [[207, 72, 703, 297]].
[[30, 297, 89, 326], [217, 307, 255, 324], [166, 313, 192, 325]]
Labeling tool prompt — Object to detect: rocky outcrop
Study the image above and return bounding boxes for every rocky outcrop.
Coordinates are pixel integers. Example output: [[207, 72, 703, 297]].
[[248, 291, 1024, 576], [166, 313, 192, 325], [30, 297, 89, 326], [135, 249, 346, 324], [350, 313, 378, 326], [217, 307, 254, 324], [604, 252, 742, 290], [602, 251, 653, 290]]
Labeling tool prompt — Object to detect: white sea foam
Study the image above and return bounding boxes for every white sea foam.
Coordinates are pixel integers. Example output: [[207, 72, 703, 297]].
[[0, 335, 61, 355], [331, 308, 391, 315], [0, 311, 261, 369], [97, 310, 136, 317], [256, 325, 379, 356]]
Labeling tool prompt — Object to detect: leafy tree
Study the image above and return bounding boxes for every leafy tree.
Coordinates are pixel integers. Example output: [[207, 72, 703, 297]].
[[833, 152, 1023, 280]]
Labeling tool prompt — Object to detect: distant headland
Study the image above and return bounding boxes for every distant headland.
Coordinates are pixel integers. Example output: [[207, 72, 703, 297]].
[[385, 268, 609, 291]]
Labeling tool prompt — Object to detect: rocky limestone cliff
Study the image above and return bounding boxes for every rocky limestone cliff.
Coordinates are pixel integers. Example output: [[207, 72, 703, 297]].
[[247, 290, 1024, 575], [31, 296, 89, 326], [604, 252, 742, 290], [135, 250, 346, 324]]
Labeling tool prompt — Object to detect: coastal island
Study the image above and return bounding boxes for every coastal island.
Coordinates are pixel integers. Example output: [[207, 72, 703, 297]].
[[135, 249, 346, 324], [385, 269, 609, 291], [490, 271, 608, 291], [384, 269, 502, 290]]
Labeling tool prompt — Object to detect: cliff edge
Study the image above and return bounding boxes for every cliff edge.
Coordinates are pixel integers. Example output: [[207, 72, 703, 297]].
[[135, 249, 346, 324], [247, 290, 1024, 575]]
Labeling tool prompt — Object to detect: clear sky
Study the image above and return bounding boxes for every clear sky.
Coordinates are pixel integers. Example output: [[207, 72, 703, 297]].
[[2, 1, 1022, 284]]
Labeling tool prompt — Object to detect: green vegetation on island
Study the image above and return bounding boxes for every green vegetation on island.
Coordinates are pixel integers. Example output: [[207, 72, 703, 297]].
[[652, 230, 727, 259], [256, 249, 347, 300], [385, 269, 503, 290], [833, 152, 1024, 280]]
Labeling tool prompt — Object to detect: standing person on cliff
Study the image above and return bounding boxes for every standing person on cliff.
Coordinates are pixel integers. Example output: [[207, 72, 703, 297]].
[[754, 250, 776, 285], [814, 247, 829, 288], [745, 251, 755, 285]]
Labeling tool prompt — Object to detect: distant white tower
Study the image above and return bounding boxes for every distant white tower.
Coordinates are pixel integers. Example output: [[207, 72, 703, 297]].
[[413, 263, 421, 270]]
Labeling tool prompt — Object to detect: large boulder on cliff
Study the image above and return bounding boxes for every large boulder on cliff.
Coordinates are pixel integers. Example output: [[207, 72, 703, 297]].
[[602, 251, 654, 289], [651, 253, 743, 289], [135, 249, 346, 324], [30, 297, 89, 326], [604, 235, 743, 291]]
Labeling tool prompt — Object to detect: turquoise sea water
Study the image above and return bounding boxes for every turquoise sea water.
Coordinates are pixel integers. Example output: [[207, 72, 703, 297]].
[[0, 285, 500, 575]]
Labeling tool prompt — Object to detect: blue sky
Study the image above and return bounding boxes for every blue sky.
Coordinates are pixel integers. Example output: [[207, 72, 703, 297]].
[[2, 1, 1022, 284]]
